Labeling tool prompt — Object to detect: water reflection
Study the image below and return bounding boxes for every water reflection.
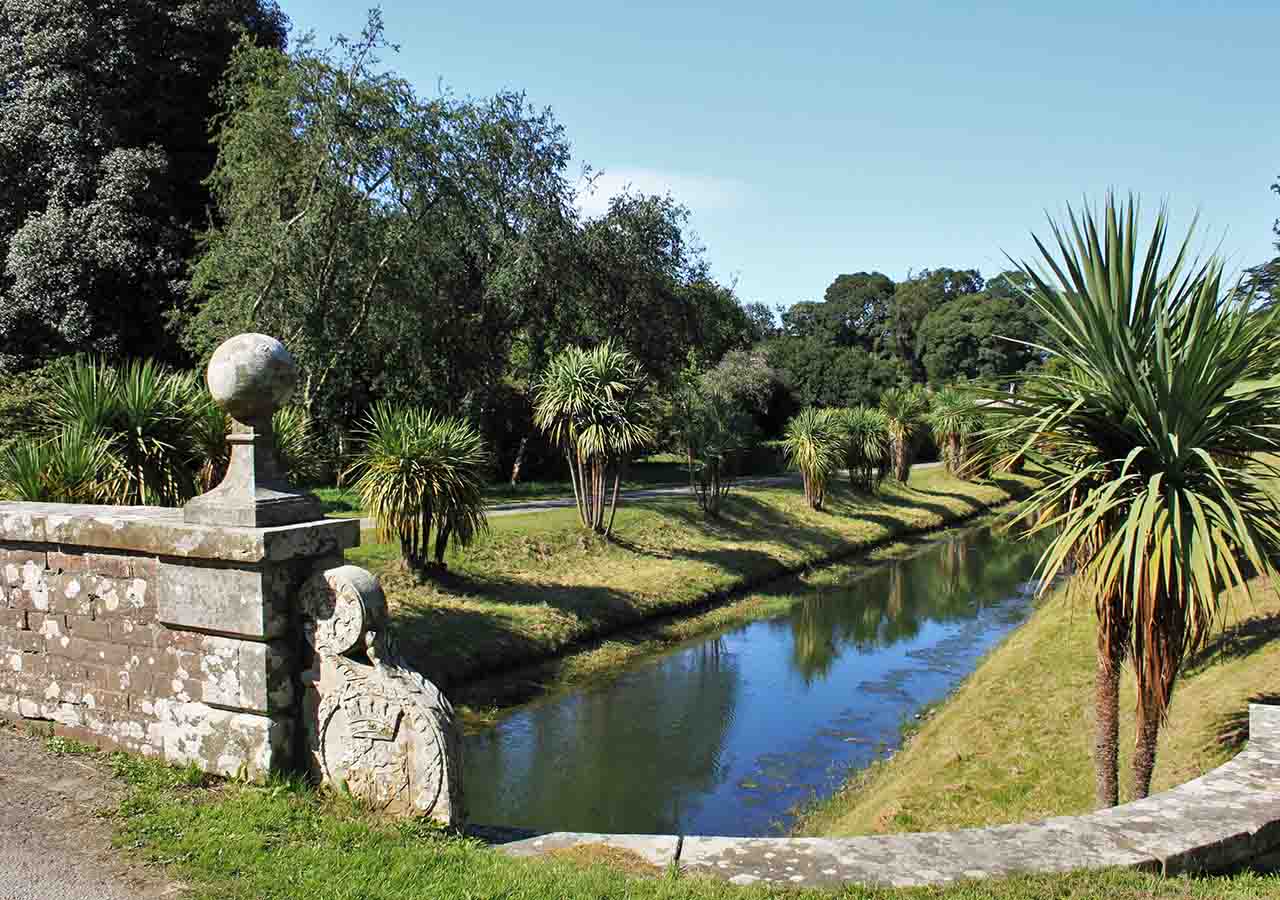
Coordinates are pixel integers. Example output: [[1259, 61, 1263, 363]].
[[465, 525, 1049, 836], [789, 530, 1043, 682]]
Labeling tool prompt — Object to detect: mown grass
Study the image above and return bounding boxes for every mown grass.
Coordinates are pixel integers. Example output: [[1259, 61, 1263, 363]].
[[106, 748, 1280, 900], [796, 573, 1280, 837], [345, 467, 1031, 707]]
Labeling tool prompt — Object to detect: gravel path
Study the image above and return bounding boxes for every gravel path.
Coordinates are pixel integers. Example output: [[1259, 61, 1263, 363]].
[[0, 728, 182, 900]]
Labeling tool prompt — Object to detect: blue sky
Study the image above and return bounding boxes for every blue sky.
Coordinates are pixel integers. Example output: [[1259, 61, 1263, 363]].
[[278, 1, 1279, 308]]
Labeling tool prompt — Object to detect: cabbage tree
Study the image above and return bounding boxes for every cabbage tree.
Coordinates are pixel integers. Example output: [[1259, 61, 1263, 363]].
[[782, 407, 845, 510], [989, 193, 1280, 806], [839, 406, 890, 493], [927, 385, 982, 477], [533, 342, 654, 537], [879, 385, 929, 482], [349, 404, 489, 572]]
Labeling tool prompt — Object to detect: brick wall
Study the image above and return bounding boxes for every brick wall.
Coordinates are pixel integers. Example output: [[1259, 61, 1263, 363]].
[[0, 543, 167, 755], [0, 503, 359, 777]]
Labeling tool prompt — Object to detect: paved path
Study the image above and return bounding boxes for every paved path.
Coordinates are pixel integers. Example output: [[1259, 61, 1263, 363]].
[[499, 704, 1280, 887], [358, 463, 947, 528], [0, 729, 181, 900]]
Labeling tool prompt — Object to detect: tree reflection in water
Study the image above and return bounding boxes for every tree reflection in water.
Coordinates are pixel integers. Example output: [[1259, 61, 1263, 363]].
[[464, 636, 739, 833], [789, 528, 1047, 683]]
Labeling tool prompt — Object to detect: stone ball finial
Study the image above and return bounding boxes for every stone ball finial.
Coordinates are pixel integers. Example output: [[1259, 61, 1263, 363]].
[[206, 333, 296, 424]]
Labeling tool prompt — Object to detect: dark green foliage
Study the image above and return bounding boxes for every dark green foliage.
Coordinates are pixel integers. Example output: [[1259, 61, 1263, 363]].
[[783, 272, 895, 352], [186, 13, 582, 463], [890, 268, 984, 380], [0, 0, 287, 371], [763, 338, 906, 410], [917, 272, 1043, 383]]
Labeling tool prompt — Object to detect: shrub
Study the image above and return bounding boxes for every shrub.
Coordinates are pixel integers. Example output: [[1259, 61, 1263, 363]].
[[348, 403, 489, 573], [782, 407, 845, 510]]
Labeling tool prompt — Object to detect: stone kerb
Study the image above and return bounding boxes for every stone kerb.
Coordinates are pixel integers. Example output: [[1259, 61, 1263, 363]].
[[500, 703, 1280, 887]]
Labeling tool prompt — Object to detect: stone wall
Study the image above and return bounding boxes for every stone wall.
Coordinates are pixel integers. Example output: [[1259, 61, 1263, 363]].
[[0, 502, 358, 777]]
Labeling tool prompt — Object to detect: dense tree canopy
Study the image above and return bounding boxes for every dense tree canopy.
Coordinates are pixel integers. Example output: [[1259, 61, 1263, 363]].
[[0, 3, 1071, 479], [916, 271, 1042, 382], [0, 0, 287, 371]]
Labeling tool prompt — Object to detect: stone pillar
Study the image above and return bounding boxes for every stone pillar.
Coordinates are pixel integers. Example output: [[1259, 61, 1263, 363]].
[[0, 333, 464, 824], [0, 501, 358, 777]]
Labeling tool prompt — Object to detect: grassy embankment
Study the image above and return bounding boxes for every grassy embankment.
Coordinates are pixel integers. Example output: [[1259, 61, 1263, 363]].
[[796, 572, 1280, 837], [340, 466, 1030, 717]]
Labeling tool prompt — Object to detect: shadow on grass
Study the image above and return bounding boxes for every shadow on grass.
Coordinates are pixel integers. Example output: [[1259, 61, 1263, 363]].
[[1185, 610, 1280, 673], [379, 479, 1013, 693], [1210, 692, 1280, 757]]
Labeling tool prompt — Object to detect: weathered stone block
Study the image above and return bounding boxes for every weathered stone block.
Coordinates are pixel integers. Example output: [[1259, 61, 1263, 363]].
[[160, 700, 292, 777], [65, 613, 111, 643], [156, 562, 291, 639]]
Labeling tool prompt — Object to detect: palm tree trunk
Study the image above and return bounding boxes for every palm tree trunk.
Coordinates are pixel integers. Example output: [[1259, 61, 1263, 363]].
[[1094, 638, 1122, 808], [605, 467, 623, 538], [434, 521, 452, 567], [510, 435, 528, 486], [567, 449, 585, 526], [1131, 702, 1161, 801]]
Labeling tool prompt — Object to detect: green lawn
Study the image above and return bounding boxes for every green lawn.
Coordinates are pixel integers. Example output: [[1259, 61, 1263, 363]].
[[98, 744, 1276, 900], [345, 467, 1031, 711]]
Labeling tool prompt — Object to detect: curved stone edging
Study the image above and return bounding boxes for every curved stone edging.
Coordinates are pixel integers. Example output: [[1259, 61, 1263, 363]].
[[497, 704, 1280, 888]]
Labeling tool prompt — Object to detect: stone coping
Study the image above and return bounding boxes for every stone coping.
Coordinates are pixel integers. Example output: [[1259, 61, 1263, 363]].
[[497, 704, 1280, 888], [0, 502, 359, 563]]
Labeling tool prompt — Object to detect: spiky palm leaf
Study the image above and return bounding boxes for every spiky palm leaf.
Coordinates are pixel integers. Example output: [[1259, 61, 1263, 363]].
[[45, 358, 201, 506], [0, 425, 114, 503], [879, 385, 929, 482], [782, 407, 845, 510], [987, 192, 1280, 805]]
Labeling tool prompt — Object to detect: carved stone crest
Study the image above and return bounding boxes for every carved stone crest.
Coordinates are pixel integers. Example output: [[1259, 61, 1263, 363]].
[[299, 565, 464, 825]]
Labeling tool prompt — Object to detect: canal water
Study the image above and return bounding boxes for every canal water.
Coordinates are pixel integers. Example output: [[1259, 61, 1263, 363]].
[[463, 524, 1048, 837]]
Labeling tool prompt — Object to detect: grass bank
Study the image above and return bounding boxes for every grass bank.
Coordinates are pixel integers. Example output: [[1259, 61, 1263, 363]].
[[344, 467, 1032, 712], [90, 739, 1275, 900], [796, 572, 1280, 837]]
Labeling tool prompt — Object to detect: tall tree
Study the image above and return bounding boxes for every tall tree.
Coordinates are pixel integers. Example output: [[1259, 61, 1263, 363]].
[[567, 192, 748, 381], [820, 271, 896, 351], [916, 271, 1042, 383], [0, 0, 287, 371], [186, 12, 578, 453], [891, 268, 983, 379]]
